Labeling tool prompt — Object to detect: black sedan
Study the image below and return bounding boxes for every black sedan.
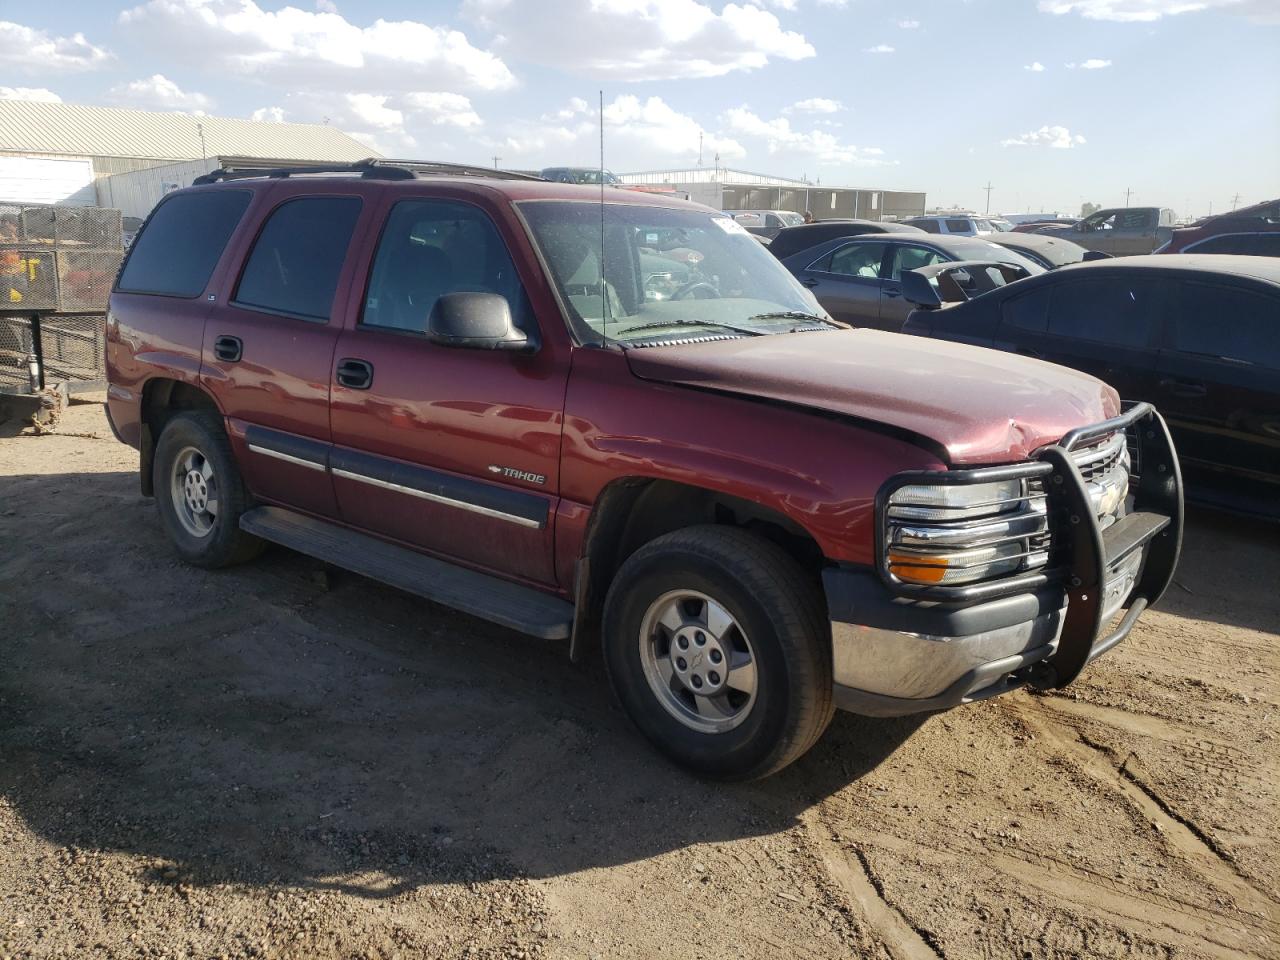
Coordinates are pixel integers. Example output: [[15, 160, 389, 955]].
[[984, 231, 1098, 269], [768, 219, 924, 261], [780, 233, 1042, 331], [902, 254, 1280, 518]]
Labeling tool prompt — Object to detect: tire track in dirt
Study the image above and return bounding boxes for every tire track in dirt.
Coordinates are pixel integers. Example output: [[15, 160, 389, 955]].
[[1012, 702, 1278, 935], [802, 816, 943, 960]]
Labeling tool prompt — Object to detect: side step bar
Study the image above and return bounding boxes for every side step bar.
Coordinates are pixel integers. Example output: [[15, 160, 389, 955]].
[[239, 506, 574, 640]]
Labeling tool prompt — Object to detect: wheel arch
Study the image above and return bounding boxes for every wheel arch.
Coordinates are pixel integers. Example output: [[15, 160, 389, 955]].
[[138, 377, 223, 496], [568, 476, 827, 661]]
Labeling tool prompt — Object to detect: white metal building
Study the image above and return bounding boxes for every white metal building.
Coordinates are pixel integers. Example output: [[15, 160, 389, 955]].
[[0, 99, 375, 215], [618, 166, 927, 221]]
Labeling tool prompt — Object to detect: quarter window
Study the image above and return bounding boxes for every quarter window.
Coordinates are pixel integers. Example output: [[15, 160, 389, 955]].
[[1002, 287, 1050, 333], [945, 219, 971, 233], [827, 242, 887, 279], [117, 190, 251, 298], [362, 199, 530, 333], [1173, 282, 1280, 369], [1045, 278, 1160, 347], [234, 196, 362, 321]]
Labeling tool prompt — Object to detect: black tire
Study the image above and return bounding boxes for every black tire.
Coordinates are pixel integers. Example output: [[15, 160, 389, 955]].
[[152, 410, 264, 569], [602, 525, 833, 780]]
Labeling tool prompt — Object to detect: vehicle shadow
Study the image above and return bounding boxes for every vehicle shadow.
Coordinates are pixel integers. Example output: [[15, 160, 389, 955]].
[[0, 469, 925, 899]]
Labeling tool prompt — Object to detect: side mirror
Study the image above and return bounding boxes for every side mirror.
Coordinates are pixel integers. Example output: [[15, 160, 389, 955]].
[[900, 269, 942, 309], [427, 292, 535, 352]]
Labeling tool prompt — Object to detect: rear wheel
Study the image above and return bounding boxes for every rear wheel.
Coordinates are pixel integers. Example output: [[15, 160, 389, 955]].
[[153, 411, 263, 568], [603, 525, 833, 780]]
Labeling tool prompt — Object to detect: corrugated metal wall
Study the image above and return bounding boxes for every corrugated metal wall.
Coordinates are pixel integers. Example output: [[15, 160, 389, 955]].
[[0, 155, 97, 206], [94, 158, 218, 219]]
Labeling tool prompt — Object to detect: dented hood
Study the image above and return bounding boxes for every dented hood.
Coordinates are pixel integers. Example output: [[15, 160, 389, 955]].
[[624, 330, 1120, 465]]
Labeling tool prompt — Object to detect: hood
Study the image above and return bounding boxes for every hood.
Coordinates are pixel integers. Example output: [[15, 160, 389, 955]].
[[625, 330, 1119, 465]]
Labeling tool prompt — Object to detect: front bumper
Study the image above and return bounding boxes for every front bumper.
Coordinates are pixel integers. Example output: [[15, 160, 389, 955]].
[[826, 403, 1183, 717]]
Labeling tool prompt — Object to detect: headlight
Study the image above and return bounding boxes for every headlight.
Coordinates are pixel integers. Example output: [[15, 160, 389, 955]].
[[885, 479, 1047, 586]]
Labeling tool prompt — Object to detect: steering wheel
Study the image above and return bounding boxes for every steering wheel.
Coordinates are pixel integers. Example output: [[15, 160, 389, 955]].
[[671, 281, 720, 301]]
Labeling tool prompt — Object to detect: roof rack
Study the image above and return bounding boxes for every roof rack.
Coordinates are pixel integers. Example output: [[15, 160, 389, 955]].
[[192, 157, 545, 186]]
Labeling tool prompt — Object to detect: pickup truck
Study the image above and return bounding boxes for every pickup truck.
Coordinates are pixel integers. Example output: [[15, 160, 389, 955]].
[[104, 160, 1183, 779], [1039, 206, 1176, 256]]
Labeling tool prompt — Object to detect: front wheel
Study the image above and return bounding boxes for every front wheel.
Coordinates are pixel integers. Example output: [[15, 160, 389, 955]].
[[602, 525, 833, 780]]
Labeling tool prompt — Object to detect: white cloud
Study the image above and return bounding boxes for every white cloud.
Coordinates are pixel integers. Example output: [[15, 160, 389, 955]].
[[897, 19, 920, 28], [1080, 58, 1112, 68], [494, 94, 744, 167], [1039, 0, 1274, 21], [119, 0, 515, 92], [0, 20, 111, 72], [403, 92, 483, 129], [1024, 61, 1046, 71], [864, 44, 895, 53], [250, 106, 286, 123], [723, 107, 890, 165], [1001, 125, 1086, 149], [106, 74, 214, 113], [254, 90, 485, 154], [0, 86, 62, 102], [785, 97, 843, 115], [462, 0, 815, 80]]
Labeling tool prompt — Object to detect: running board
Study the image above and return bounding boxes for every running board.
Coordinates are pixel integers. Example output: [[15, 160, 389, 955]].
[[239, 506, 573, 640]]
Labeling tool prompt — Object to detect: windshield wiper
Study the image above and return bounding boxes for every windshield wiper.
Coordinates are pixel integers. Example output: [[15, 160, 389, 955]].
[[747, 311, 843, 328], [617, 319, 767, 338]]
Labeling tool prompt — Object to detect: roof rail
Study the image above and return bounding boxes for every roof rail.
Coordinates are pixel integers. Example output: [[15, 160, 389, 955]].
[[192, 157, 545, 186]]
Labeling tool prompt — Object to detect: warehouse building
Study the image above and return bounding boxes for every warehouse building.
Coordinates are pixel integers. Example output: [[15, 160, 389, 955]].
[[0, 99, 374, 218], [617, 166, 927, 221]]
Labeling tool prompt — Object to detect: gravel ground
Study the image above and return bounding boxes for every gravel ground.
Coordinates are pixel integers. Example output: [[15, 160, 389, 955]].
[[1, 399, 1276, 960]]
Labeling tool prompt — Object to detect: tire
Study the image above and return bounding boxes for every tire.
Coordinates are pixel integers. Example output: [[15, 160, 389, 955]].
[[152, 410, 264, 569], [602, 525, 833, 780]]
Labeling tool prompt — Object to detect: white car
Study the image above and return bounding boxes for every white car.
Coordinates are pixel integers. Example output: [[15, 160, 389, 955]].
[[902, 215, 998, 237]]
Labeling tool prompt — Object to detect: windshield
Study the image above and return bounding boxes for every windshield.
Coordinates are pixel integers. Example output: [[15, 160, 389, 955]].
[[519, 201, 828, 345]]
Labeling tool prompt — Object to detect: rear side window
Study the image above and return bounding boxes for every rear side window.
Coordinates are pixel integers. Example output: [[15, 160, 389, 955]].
[[234, 196, 362, 321], [907, 219, 939, 233], [889, 244, 947, 281], [1174, 281, 1280, 369], [1046, 278, 1160, 347], [117, 190, 250, 298], [1002, 287, 1050, 333], [945, 219, 971, 233], [827, 242, 887, 279], [1190, 234, 1280, 256]]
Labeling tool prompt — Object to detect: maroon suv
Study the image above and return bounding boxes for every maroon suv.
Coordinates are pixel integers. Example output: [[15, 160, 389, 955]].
[[105, 160, 1183, 779]]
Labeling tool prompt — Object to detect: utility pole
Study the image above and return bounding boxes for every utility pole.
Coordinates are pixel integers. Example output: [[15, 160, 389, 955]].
[[1231, 193, 1241, 211], [697, 132, 703, 167], [1124, 187, 1133, 207], [196, 122, 207, 161], [492, 155, 501, 169], [983, 181, 993, 215]]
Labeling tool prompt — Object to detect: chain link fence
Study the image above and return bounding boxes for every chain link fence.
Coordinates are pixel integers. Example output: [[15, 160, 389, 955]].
[[1, 204, 122, 394]]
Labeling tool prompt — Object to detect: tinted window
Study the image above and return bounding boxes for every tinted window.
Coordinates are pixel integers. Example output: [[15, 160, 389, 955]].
[[117, 190, 250, 297], [1173, 281, 1280, 369], [889, 244, 948, 281], [907, 219, 940, 233], [945, 219, 971, 233], [1003, 286, 1050, 333], [828, 242, 886, 279], [235, 197, 361, 320], [1046, 278, 1160, 347], [363, 199, 530, 333], [1191, 234, 1280, 257]]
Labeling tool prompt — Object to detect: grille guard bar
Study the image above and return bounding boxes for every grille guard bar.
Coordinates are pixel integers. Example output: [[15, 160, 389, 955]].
[[874, 402, 1184, 688]]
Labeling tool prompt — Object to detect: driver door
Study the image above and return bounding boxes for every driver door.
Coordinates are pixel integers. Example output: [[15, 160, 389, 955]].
[[328, 195, 568, 586]]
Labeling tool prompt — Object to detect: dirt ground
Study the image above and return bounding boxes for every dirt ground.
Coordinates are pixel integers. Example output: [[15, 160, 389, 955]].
[[1, 398, 1276, 960]]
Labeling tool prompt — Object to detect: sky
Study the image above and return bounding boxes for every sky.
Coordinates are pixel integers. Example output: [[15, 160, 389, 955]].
[[2, 0, 1277, 217]]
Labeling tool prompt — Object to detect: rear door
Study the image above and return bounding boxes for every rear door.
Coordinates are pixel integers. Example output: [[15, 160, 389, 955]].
[[200, 183, 374, 518], [881, 242, 950, 332], [1114, 209, 1158, 255], [796, 239, 887, 327], [993, 274, 1163, 400], [327, 193, 568, 586], [1157, 279, 1280, 497]]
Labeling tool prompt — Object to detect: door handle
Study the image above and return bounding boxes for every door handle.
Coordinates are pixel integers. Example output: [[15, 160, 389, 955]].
[[883, 287, 903, 299], [213, 335, 242, 363], [336, 358, 374, 390], [800, 277, 819, 288], [1159, 377, 1206, 398], [1016, 347, 1043, 360]]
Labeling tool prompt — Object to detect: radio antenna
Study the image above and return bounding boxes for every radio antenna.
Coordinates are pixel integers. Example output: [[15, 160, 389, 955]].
[[598, 89, 609, 346]]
